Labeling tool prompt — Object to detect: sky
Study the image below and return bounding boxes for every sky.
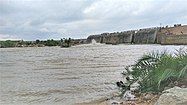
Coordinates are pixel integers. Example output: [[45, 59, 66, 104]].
[[0, 0, 187, 41]]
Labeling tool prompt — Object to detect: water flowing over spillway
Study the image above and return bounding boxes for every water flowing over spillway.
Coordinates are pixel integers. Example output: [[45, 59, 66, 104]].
[[0, 44, 186, 105], [91, 39, 97, 44]]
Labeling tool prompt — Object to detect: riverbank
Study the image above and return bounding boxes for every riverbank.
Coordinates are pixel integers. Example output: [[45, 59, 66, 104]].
[[0, 38, 86, 48], [78, 85, 187, 105], [78, 48, 187, 105], [76, 93, 159, 105]]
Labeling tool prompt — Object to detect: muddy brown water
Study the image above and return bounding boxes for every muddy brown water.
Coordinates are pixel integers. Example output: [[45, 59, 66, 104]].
[[0, 44, 186, 105]]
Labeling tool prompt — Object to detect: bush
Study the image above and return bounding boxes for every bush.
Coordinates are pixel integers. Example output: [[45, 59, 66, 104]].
[[44, 39, 60, 46], [118, 48, 187, 94], [0, 40, 16, 48]]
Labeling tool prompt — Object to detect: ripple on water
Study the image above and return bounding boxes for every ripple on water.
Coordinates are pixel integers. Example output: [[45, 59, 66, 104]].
[[0, 44, 186, 105]]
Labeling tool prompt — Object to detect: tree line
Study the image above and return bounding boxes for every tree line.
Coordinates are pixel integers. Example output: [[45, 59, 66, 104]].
[[0, 38, 72, 48]]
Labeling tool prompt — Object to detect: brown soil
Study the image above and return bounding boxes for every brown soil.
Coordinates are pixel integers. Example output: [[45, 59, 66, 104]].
[[76, 93, 159, 105]]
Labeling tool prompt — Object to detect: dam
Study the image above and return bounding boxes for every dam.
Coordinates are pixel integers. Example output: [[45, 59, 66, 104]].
[[86, 24, 187, 45]]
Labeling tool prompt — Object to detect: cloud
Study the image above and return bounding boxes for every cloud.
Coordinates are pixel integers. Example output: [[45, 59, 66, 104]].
[[39, 27, 50, 32], [0, 0, 187, 40], [0, 34, 20, 41]]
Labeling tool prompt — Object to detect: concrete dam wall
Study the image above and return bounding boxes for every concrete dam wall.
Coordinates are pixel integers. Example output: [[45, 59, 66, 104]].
[[133, 29, 157, 44], [87, 35, 102, 43], [87, 28, 158, 44], [86, 25, 187, 45], [101, 31, 133, 44], [160, 34, 187, 45], [158, 25, 187, 45]]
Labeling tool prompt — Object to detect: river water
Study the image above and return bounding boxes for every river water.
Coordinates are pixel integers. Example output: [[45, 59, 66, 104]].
[[0, 44, 186, 105]]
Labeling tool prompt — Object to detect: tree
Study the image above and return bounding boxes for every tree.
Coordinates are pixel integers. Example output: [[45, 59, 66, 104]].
[[36, 39, 40, 44]]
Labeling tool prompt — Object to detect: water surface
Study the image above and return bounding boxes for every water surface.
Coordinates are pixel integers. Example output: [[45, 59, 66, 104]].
[[0, 44, 186, 105]]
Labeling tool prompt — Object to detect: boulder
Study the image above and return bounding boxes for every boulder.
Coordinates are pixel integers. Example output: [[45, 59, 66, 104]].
[[143, 93, 154, 101], [155, 86, 187, 105], [123, 90, 136, 101]]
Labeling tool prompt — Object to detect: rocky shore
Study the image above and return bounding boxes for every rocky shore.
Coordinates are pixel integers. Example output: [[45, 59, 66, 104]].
[[78, 87, 187, 105]]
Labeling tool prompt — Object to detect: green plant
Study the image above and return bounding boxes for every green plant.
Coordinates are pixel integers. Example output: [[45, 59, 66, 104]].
[[61, 38, 72, 48], [117, 48, 187, 93], [0, 40, 16, 48]]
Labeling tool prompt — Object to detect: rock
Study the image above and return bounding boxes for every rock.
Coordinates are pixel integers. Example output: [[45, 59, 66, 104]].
[[164, 86, 171, 91], [181, 85, 186, 88], [143, 93, 153, 101], [174, 81, 179, 85], [155, 86, 187, 105], [108, 100, 123, 105], [123, 90, 136, 101]]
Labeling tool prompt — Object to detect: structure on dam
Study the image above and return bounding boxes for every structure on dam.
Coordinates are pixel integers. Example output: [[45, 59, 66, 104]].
[[87, 28, 158, 44], [86, 24, 187, 45]]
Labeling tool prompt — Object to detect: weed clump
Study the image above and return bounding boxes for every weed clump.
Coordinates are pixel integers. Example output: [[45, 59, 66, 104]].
[[117, 48, 187, 95]]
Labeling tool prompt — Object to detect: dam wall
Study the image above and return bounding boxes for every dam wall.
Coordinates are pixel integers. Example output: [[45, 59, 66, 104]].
[[133, 29, 157, 44], [86, 25, 187, 45], [160, 34, 187, 45], [101, 31, 134, 44], [157, 25, 187, 44], [87, 35, 102, 43], [102, 33, 121, 44], [87, 29, 157, 44]]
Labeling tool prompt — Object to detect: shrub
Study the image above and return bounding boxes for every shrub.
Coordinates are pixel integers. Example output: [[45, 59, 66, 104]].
[[0, 40, 16, 48], [117, 48, 187, 94]]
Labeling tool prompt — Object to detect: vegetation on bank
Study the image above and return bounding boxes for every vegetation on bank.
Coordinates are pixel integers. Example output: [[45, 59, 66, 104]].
[[0, 38, 73, 48], [117, 48, 187, 95], [0, 40, 17, 48], [60, 38, 72, 48]]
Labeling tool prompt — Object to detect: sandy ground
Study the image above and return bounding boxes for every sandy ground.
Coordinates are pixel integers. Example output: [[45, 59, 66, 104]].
[[76, 99, 157, 105], [76, 94, 159, 105], [77, 101, 156, 105], [76, 101, 107, 105]]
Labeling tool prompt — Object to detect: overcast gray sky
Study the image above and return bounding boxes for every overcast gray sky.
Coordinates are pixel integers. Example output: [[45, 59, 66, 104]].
[[0, 0, 187, 40]]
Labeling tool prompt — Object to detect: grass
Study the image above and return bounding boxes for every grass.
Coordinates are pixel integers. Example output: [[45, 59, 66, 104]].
[[117, 48, 187, 94]]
